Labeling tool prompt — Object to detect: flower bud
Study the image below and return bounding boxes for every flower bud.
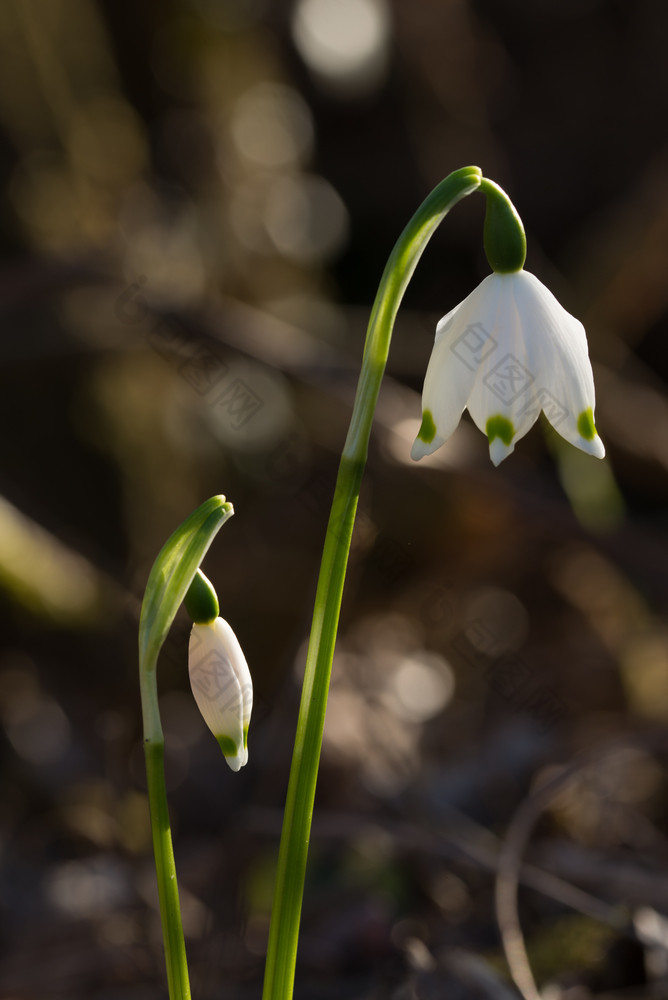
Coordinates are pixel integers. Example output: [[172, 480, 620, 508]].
[[188, 617, 252, 771]]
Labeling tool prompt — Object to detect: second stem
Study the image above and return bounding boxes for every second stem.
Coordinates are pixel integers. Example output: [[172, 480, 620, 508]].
[[262, 165, 483, 1000]]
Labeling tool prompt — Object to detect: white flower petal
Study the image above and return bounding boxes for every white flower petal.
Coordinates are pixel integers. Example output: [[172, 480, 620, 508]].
[[489, 435, 515, 466], [411, 340, 475, 459], [510, 272, 605, 458], [412, 275, 500, 460], [212, 617, 253, 733], [412, 268, 605, 465], [188, 617, 252, 771], [463, 276, 537, 461]]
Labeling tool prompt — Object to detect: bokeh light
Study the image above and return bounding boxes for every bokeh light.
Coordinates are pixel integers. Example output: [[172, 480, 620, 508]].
[[291, 0, 392, 96]]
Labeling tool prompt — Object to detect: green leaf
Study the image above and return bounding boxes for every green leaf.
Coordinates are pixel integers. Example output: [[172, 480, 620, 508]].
[[138, 495, 234, 673]]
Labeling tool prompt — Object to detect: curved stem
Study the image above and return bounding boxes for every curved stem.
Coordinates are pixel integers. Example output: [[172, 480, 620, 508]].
[[262, 166, 483, 1000]]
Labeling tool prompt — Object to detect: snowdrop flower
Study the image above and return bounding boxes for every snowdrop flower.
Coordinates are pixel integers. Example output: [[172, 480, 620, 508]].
[[411, 179, 604, 466], [188, 616, 253, 771]]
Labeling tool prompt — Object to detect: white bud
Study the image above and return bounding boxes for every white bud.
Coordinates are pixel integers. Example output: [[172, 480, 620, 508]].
[[188, 617, 252, 771]]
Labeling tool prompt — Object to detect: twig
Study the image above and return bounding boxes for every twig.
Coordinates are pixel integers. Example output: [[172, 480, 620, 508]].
[[495, 732, 668, 1000]]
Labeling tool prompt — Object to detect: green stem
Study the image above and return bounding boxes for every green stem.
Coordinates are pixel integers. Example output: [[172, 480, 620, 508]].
[[262, 165, 483, 1000], [141, 661, 191, 1000], [137, 495, 233, 998]]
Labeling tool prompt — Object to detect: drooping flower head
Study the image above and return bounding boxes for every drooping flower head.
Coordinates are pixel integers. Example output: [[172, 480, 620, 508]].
[[185, 569, 252, 771], [188, 616, 252, 771], [411, 180, 604, 466]]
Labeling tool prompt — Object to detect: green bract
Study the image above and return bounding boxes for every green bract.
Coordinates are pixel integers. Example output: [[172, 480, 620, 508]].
[[139, 495, 234, 675]]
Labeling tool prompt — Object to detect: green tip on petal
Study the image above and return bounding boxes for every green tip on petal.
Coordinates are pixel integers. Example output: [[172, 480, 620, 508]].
[[417, 409, 437, 444], [217, 734, 239, 758], [486, 414, 515, 446], [217, 733, 247, 771], [577, 407, 597, 441]]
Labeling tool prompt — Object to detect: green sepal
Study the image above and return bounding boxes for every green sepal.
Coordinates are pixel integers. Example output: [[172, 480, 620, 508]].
[[480, 178, 527, 274], [184, 569, 219, 625], [138, 495, 234, 673]]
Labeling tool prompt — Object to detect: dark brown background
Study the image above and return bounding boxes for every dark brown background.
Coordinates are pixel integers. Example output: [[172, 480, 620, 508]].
[[1, 1, 668, 997]]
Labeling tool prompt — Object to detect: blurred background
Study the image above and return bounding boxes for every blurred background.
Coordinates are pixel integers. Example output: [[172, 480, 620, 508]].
[[1, 1, 668, 997]]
